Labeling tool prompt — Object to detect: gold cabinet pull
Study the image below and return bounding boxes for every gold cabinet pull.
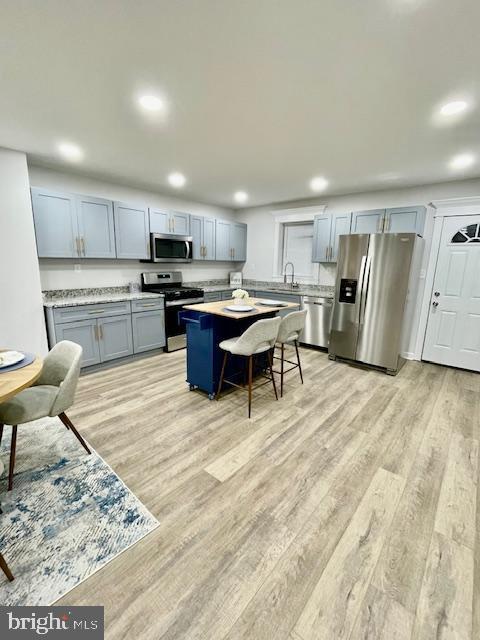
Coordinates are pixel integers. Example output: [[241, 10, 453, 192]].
[[94, 324, 99, 340], [88, 309, 105, 314], [99, 324, 104, 339], [81, 237, 86, 255], [75, 237, 81, 256]]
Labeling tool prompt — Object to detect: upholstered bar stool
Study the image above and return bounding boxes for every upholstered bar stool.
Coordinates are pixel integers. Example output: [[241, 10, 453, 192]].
[[0, 341, 91, 491], [216, 317, 281, 418], [274, 310, 307, 397]]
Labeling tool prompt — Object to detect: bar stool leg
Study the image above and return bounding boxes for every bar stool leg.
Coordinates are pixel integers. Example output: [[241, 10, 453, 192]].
[[247, 355, 253, 418], [8, 426, 17, 491], [0, 423, 3, 446], [268, 349, 279, 401], [280, 343, 285, 397], [0, 552, 14, 582], [294, 340, 304, 384], [216, 351, 228, 401]]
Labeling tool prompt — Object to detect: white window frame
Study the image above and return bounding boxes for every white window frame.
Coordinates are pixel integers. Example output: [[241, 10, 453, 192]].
[[271, 205, 326, 282]]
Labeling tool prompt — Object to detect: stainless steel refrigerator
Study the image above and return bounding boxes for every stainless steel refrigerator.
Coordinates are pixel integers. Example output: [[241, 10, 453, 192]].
[[329, 233, 423, 374]]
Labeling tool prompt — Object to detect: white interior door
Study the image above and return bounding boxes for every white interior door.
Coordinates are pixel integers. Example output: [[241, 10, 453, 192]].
[[423, 215, 480, 372]]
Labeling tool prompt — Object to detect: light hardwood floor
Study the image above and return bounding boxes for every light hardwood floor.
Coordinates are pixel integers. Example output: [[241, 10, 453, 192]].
[[58, 347, 480, 640]]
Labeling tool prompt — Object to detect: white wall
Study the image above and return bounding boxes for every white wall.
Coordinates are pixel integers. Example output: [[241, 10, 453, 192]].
[[29, 165, 237, 289], [236, 177, 480, 360], [236, 177, 480, 287], [0, 149, 48, 355]]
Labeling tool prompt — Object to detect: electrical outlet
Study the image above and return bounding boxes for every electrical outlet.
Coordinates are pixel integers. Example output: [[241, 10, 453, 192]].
[[74, 264, 81, 272]]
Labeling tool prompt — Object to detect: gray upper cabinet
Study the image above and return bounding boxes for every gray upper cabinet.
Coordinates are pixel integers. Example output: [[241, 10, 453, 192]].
[[312, 212, 352, 262], [76, 195, 116, 258], [191, 215, 216, 260], [215, 220, 247, 261], [384, 206, 426, 235], [351, 209, 385, 234], [312, 215, 332, 262], [232, 222, 247, 261], [114, 202, 149, 259], [215, 219, 232, 261], [351, 206, 426, 235], [149, 209, 190, 235], [31, 188, 78, 258]]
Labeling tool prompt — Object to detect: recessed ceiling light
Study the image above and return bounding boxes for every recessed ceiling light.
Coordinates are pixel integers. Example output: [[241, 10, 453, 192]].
[[138, 94, 165, 112], [167, 172, 186, 188], [309, 176, 329, 192], [449, 153, 476, 171], [234, 191, 248, 204], [57, 142, 83, 162], [440, 100, 468, 116]]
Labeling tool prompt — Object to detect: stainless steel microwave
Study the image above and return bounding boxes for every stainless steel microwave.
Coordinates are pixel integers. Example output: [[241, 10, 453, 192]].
[[150, 233, 193, 263]]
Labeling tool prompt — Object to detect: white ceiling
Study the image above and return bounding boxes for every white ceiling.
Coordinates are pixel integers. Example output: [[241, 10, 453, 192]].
[[1, 0, 479, 207]]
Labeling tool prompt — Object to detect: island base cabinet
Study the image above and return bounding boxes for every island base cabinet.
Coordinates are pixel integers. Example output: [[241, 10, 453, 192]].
[[98, 315, 133, 362], [132, 310, 166, 353], [55, 319, 101, 367], [180, 310, 272, 398]]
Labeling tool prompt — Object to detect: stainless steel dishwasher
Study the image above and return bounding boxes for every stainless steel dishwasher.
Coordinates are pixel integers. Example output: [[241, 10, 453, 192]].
[[300, 296, 334, 348]]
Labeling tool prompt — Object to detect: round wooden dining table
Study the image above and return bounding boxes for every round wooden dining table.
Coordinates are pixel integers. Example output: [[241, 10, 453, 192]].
[[0, 351, 43, 404]]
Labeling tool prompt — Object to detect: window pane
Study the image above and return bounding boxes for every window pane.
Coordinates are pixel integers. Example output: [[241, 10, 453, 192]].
[[283, 223, 314, 277]]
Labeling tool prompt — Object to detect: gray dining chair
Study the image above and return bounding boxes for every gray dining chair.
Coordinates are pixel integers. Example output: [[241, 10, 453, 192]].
[[274, 310, 307, 397], [0, 458, 14, 581], [216, 317, 281, 418], [0, 341, 91, 491]]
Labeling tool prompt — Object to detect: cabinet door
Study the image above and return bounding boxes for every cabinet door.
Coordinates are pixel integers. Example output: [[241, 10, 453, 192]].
[[385, 206, 426, 235], [114, 203, 149, 259], [98, 315, 133, 362], [351, 209, 385, 234], [76, 195, 115, 258], [203, 217, 216, 260], [31, 188, 78, 258], [132, 310, 166, 353], [55, 319, 101, 367], [215, 220, 232, 261], [312, 215, 331, 262], [171, 211, 190, 235], [330, 212, 352, 262], [190, 215, 204, 260], [149, 209, 170, 234], [232, 222, 247, 261]]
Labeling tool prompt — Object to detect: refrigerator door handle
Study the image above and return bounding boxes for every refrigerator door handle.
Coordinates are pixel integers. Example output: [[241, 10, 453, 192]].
[[359, 255, 372, 325], [355, 255, 367, 324]]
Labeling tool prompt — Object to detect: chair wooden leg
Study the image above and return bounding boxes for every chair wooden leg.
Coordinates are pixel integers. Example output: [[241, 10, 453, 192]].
[[247, 355, 253, 418], [8, 426, 17, 491], [280, 343, 285, 398], [268, 349, 279, 401], [58, 413, 91, 455], [216, 351, 228, 401], [295, 340, 304, 384], [0, 552, 14, 582]]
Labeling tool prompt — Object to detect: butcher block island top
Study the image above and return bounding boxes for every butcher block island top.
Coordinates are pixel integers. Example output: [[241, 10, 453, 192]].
[[183, 298, 299, 319]]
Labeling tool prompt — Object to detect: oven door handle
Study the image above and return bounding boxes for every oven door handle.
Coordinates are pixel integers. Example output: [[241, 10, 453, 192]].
[[166, 297, 204, 307]]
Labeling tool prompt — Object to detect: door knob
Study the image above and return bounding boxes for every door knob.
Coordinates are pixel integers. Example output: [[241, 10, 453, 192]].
[[434, 291, 440, 297], [432, 301, 439, 307]]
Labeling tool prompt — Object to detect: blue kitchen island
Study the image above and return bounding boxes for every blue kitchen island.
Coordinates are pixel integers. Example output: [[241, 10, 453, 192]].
[[180, 298, 299, 399]]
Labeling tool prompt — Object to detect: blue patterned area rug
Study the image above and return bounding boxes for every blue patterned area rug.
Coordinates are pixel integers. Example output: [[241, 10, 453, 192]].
[[0, 417, 159, 605]]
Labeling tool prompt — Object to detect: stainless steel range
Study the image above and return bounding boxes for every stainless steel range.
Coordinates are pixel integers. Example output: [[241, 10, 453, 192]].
[[141, 271, 204, 352]]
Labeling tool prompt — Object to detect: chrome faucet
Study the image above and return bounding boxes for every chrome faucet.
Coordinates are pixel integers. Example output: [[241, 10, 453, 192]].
[[283, 262, 298, 288]]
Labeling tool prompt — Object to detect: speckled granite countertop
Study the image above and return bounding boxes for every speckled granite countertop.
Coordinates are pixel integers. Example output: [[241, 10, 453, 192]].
[[43, 287, 163, 308], [199, 283, 335, 298]]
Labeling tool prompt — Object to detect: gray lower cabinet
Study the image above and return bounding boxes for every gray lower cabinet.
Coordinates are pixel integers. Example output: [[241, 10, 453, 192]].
[[132, 310, 165, 353], [203, 291, 222, 302], [98, 315, 133, 362], [254, 290, 301, 318], [54, 319, 101, 367]]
